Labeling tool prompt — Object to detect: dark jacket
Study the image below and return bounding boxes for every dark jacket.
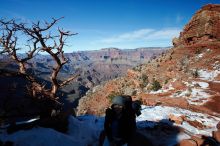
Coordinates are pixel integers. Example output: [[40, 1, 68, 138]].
[[104, 106, 136, 145]]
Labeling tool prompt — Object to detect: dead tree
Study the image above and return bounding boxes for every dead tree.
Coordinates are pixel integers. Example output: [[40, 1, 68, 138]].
[[0, 18, 78, 105]]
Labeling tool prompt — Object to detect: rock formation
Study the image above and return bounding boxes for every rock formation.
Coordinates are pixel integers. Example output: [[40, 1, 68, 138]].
[[173, 4, 220, 46]]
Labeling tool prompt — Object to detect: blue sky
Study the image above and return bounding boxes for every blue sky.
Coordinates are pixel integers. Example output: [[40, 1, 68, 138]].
[[0, 0, 219, 52]]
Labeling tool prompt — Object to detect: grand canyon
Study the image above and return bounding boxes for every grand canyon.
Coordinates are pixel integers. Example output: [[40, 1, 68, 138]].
[[0, 2, 220, 146]]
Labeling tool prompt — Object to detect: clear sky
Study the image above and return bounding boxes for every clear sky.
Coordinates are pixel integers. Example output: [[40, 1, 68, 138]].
[[0, 0, 219, 52]]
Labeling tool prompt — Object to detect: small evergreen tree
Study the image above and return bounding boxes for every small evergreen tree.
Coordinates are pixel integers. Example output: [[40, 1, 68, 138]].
[[151, 79, 162, 91], [192, 69, 199, 78], [139, 74, 148, 89]]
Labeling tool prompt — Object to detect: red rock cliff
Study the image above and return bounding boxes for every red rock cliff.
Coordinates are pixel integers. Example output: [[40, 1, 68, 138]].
[[173, 4, 220, 46]]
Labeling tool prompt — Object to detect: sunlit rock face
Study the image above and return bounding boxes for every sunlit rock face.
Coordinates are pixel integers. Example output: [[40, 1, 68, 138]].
[[173, 4, 220, 46]]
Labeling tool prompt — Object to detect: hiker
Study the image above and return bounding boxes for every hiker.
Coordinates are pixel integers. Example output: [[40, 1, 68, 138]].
[[102, 95, 137, 146]]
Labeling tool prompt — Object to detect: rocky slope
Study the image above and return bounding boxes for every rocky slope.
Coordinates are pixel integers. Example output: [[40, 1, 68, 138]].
[[77, 4, 220, 145]]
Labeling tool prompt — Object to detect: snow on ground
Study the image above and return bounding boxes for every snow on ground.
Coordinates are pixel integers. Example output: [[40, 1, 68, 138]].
[[183, 81, 193, 87], [0, 116, 104, 146], [172, 81, 211, 105], [192, 81, 209, 89], [137, 105, 220, 136], [171, 89, 191, 98], [198, 69, 220, 81], [1, 106, 219, 145], [213, 61, 220, 70], [0, 126, 82, 146], [187, 88, 211, 105], [68, 115, 104, 145], [197, 53, 204, 58], [183, 81, 209, 90]]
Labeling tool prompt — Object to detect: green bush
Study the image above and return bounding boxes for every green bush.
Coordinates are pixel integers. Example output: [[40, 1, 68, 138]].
[[142, 74, 148, 82], [192, 69, 199, 78], [195, 48, 202, 54], [151, 79, 162, 91], [139, 74, 149, 88], [164, 79, 169, 84]]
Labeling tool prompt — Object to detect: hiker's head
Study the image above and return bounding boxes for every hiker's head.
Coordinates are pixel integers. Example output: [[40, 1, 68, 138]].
[[111, 96, 125, 112], [112, 96, 126, 106]]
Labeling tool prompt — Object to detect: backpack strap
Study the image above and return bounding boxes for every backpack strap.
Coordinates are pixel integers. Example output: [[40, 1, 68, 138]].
[[104, 108, 114, 141]]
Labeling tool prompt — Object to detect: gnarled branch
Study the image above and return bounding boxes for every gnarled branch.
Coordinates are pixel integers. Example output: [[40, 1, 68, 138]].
[[0, 17, 77, 101]]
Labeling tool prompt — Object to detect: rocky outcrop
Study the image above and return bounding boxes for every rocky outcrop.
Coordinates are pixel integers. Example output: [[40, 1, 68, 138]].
[[212, 130, 220, 143], [173, 4, 220, 46], [217, 121, 220, 130], [168, 114, 184, 125], [177, 139, 197, 146], [180, 135, 220, 146]]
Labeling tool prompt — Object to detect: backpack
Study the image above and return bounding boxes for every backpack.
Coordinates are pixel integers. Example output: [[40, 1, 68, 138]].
[[112, 95, 142, 116], [104, 95, 138, 145], [132, 100, 142, 116]]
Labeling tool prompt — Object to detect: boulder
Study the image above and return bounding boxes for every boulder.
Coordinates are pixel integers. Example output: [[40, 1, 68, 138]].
[[187, 120, 206, 129], [177, 139, 197, 146], [212, 130, 220, 143], [172, 37, 180, 47], [191, 135, 204, 146], [169, 114, 183, 125], [217, 121, 220, 130]]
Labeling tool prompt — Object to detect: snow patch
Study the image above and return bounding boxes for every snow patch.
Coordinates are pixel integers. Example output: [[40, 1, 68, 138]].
[[171, 90, 191, 98], [177, 133, 191, 142], [0, 127, 82, 146], [137, 105, 220, 136], [192, 81, 209, 89], [0, 116, 104, 146], [183, 81, 192, 87], [197, 53, 204, 58], [171, 88, 211, 105], [187, 88, 210, 105], [213, 61, 220, 70], [172, 80, 211, 105], [68, 115, 104, 146], [198, 69, 220, 81]]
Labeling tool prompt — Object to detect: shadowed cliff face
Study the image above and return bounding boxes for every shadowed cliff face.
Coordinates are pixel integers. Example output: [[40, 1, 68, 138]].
[[77, 4, 220, 116]]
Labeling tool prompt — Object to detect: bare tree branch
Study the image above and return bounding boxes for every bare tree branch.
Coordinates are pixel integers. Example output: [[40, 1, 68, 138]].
[[0, 17, 77, 101], [59, 74, 79, 87]]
